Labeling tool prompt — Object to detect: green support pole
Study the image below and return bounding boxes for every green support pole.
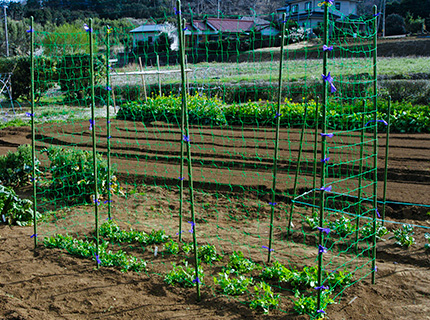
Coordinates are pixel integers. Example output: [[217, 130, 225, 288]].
[[89, 19, 100, 267], [312, 97, 319, 217], [177, 1, 201, 301], [355, 109, 366, 253], [178, 16, 185, 243], [30, 16, 37, 249], [316, 3, 329, 314], [382, 97, 391, 224], [267, 13, 286, 263], [371, 5, 378, 285], [286, 103, 308, 238], [106, 26, 112, 220]]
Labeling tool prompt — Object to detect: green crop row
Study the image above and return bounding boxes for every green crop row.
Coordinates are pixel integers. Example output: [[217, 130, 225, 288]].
[[117, 95, 430, 133], [44, 233, 147, 272]]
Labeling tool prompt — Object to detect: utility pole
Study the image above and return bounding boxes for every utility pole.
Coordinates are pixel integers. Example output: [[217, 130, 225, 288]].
[[3, 5, 9, 57], [382, 0, 386, 37], [217, 0, 220, 19]]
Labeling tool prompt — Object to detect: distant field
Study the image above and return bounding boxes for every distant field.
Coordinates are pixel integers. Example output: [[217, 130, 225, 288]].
[[112, 56, 430, 87]]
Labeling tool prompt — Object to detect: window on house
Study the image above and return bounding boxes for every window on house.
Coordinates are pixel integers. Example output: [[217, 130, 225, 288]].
[[305, 1, 312, 11], [335, 2, 341, 10], [292, 4, 298, 13]]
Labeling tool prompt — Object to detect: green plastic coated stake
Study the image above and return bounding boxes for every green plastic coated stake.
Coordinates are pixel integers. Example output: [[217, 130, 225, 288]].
[[30, 16, 37, 249], [371, 5, 378, 285], [176, 1, 201, 301], [89, 19, 100, 268], [268, 13, 286, 263], [106, 25, 112, 220], [316, 3, 329, 313]]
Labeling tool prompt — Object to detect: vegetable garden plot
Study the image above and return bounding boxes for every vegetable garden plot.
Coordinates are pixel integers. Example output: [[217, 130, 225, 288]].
[[6, 3, 402, 318]]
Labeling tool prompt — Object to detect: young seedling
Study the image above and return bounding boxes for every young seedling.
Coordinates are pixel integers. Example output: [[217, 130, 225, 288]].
[[249, 282, 280, 314], [392, 224, 415, 247], [214, 270, 253, 295]]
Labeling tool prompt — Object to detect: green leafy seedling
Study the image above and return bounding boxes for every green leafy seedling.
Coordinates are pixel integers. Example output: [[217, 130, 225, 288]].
[[392, 224, 415, 247], [164, 261, 204, 288], [214, 270, 253, 295], [227, 251, 261, 274], [249, 282, 280, 314]]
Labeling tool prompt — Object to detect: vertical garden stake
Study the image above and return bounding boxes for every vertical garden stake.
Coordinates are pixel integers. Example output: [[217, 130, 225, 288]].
[[312, 97, 319, 216], [30, 16, 37, 249], [286, 103, 308, 238], [382, 97, 391, 224], [106, 25, 112, 220], [371, 5, 378, 285], [316, 3, 329, 313], [89, 19, 100, 267], [157, 55, 162, 96], [355, 107, 366, 253], [177, 1, 201, 301], [267, 13, 286, 263]]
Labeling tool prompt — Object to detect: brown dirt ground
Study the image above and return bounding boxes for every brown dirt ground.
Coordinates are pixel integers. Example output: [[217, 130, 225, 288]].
[[1, 121, 430, 320]]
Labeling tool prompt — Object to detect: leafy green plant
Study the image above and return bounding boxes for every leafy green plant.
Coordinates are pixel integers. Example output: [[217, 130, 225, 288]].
[[249, 282, 280, 314], [392, 224, 416, 247], [117, 94, 227, 126], [227, 251, 261, 274], [214, 270, 253, 295], [42, 146, 120, 203], [43, 233, 146, 272], [261, 260, 292, 282], [163, 239, 180, 255], [0, 144, 39, 187], [289, 265, 319, 289], [99, 220, 169, 245], [182, 242, 193, 254], [198, 244, 222, 264], [361, 221, 389, 241], [425, 233, 430, 250], [293, 290, 334, 318], [305, 214, 328, 230], [328, 216, 355, 237], [164, 261, 204, 287], [0, 184, 40, 226]]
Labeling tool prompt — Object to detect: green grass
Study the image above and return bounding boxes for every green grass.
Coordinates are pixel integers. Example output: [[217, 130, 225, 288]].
[[113, 56, 430, 87]]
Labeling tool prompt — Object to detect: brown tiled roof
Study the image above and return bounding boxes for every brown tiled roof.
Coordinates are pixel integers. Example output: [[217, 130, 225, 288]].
[[205, 18, 255, 33]]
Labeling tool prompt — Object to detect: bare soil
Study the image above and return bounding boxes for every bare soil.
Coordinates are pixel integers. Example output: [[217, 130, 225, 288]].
[[1, 121, 430, 320]]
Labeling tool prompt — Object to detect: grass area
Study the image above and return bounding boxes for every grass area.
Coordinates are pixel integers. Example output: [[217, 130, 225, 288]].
[[112, 56, 430, 87]]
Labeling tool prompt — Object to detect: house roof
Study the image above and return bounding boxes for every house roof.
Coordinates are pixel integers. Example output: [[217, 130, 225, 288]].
[[130, 24, 169, 33], [205, 18, 255, 33]]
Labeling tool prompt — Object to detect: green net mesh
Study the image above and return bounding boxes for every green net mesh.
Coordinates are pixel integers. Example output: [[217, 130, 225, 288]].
[[11, 4, 386, 317]]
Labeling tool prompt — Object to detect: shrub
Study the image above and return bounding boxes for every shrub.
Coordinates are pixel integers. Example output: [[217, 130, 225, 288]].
[[386, 14, 406, 36], [0, 144, 39, 187], [0, 56, 57, 100], [42, 146, 119, 203]]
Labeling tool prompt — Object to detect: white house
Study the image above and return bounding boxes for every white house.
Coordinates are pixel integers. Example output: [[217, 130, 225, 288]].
[[276, 0, 361, 30]]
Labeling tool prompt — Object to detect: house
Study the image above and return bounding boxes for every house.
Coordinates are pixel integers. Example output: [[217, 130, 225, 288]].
[[276, 0, 361, 30], [130, 18, 280, 49], [130, 24, 169, 47]]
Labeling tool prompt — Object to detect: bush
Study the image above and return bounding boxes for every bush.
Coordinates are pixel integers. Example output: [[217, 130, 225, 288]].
[[386, 14, 406, 36], [0, 56, 57, 100], [0, 184, 40, 226], [0, 144, 39, 187], [42, 146, 119, 203]]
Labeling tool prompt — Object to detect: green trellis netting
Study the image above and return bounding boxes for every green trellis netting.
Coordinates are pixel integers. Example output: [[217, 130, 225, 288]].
[[22, 1, 385, 318]]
